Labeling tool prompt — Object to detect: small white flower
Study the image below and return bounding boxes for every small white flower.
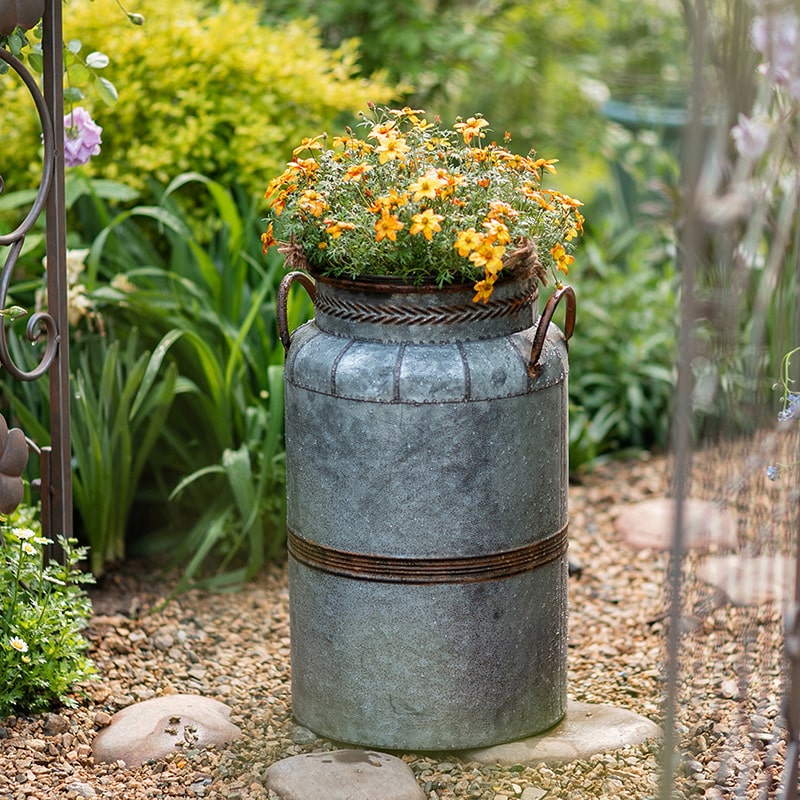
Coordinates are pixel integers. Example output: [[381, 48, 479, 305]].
[[21, 540, 37, 556], [9, 636, 28, 653], [11, 527, 37, 541]]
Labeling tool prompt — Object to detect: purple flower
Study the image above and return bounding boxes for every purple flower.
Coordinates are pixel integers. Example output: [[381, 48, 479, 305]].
[[778, 392, 800, 422], [63, 107, 102, 168]]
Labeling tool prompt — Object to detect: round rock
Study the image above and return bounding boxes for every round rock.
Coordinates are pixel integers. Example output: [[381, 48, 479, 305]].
[[92, 694, 241, 767], [266, 749, 425, 800], [459, 701, 661, 765], [613, 497, 737, 551]]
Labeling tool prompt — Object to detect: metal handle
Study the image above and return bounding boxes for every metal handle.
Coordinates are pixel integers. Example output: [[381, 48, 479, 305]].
[[277, 271, 316, 353], [528, 285, 576, 378]]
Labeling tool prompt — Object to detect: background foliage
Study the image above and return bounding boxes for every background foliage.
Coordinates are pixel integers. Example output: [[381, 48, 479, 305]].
[[0, 0, 394, 197], [0, 0, 703, 581]]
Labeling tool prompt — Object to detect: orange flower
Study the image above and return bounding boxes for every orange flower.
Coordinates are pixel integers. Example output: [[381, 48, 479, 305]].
[[454, 116, 490, 144], [374, 210, 404, 242], [324, 219, 357, 238], [298, 190, 328, 217], [472, 277, 496, 303], [343, 163, 373, 182], [260, 223, 276, 253]]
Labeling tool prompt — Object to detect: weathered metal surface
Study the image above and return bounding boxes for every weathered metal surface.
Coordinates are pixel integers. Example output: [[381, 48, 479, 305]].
[[281, 271, 571, 750]]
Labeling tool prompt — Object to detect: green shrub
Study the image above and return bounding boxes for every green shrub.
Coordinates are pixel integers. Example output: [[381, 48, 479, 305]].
[[567, 127, 680, 472], [0, 506, 95, 717], [0, 0, 394, 197], [81, 173, 301, 585]]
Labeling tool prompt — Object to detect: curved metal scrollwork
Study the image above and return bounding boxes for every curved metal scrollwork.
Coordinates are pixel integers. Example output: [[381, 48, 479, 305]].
[[0, 45, 59, 380]]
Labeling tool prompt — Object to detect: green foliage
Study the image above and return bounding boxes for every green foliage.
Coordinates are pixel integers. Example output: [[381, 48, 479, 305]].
[[0, 0, 394, 197], [0, 507, 95, 717], [82, 173, 300, 585], [266, 0, 689, 198], [6, 329, 180, 576], [567, 128, 680, 472]]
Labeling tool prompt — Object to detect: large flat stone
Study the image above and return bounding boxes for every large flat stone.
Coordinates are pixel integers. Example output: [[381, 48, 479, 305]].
[[697, 554, 795, 606], [92, 694, 241, 767], [613, 498, 737, 551], [266, 749, 425, 800], [458, 701, 661, 765]]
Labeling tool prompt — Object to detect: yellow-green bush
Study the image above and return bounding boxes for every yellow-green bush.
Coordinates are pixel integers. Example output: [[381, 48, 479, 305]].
[[1, 0, 395, 195]]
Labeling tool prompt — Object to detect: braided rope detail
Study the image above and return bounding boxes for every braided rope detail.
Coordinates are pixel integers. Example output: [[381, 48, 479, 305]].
[[314, 285, 537, 326]]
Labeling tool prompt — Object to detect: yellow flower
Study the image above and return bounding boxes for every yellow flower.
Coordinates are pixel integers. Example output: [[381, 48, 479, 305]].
[[374, 210, 404, 242], [469, 241, 506, 276], [375, 132, 411, 164], [408, 170, 447, 203], [369, 189, 409, 213], [550, 243, 575, 274], [453, 228, 483, 257], [533, 158, 559, 174], [472, 277, 497, 304], [410, 209, 445, 241], [454, 116, 490, 144], [482, 218, 511, 245]]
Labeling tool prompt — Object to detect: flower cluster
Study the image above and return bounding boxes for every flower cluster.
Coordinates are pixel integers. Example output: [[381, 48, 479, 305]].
[[766, 345, 799, 480], [262, 106, 583, 302], [730, 3, 800, 162], [1, 505, 95, 716]]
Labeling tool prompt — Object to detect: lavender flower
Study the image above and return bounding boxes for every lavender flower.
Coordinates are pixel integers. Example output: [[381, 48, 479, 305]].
[[63, 107, 102, 168], [731, 114, 772, 160], [751, 11, 800, 99]]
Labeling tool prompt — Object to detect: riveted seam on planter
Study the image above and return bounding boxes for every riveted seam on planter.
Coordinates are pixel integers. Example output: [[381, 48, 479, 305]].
[[330, 339, 356, 398], [286, 522, 568, 584]]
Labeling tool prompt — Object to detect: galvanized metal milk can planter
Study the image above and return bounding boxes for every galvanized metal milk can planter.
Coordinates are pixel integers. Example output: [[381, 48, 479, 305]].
[[278, 269, 575, 751]]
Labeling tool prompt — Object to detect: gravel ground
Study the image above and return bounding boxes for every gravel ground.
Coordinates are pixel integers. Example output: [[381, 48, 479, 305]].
[[0, 447, 793, 800]]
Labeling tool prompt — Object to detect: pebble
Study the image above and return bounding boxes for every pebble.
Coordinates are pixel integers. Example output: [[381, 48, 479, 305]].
[[43, 713, 71, 735]]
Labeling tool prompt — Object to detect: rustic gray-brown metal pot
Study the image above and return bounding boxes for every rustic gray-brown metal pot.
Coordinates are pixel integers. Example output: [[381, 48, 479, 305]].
[[278, 270, 575, 751]]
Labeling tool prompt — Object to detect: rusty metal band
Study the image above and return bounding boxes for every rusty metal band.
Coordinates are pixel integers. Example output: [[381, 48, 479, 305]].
[[312, 284, 537, 327], [287, 523, 568, 584]]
